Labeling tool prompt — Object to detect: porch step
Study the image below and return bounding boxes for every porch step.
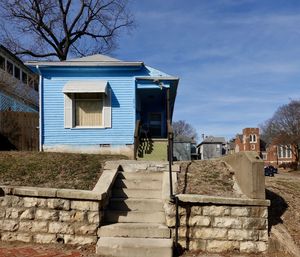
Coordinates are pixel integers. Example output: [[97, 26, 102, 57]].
[[104, 210, 166, 223], [96, 237, 173, 257], [117, 172, 162, 181], [108, 198, 164, 212], [98, 223, 170, 238], [114, 178, 162, 190], [112, 188, 162, 199]]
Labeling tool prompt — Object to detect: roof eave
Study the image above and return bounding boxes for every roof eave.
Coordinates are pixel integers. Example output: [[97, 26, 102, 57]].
[[25, 61, 144, 67], [135, 76, 179, 81]]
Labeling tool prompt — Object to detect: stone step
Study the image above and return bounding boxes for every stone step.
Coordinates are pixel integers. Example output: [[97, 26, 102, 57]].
[[104, 210, 166, 223], [114, 178, 162, 190], [117, 172, 162, 181], [108, 198, 164, 211], [112, 188, 161, 199], [96, 237, 173, 257], [98, 223, 170, 238]]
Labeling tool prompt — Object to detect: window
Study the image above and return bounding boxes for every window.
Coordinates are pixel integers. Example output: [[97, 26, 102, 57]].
[[22, 72, 28, 84], [14, 66, 20, 80], [0, 55, 5, 70], [251, 144, 256, 150], [278, 145, 292, 159], [6, 60, 13, 75], [63, 81, 111, 129], [262, 152, 267, 160], [74, 93, 104, 127], [249, 134, 257, 143]]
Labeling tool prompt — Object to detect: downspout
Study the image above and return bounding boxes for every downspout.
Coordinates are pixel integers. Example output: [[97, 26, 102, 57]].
[[36, 65, 43, 151]]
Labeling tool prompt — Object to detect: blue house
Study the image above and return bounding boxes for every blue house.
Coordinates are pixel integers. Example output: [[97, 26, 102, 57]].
[[27, 55, 179, 159]]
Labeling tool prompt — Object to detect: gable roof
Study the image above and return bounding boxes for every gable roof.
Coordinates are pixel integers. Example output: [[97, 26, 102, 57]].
[[198, 136, 226, 146], [25, 54, 143, 67], [68, 54, 122, 62]]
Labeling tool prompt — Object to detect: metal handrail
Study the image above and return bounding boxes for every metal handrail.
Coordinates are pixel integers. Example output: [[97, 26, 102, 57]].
[[167, 120, 174, 198], [133, 119, 141, 160], [167, 120, 179, 249]]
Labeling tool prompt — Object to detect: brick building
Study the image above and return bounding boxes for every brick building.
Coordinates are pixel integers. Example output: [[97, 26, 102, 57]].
[[235, 128, 260, 153], [234, 127, 295, 166]]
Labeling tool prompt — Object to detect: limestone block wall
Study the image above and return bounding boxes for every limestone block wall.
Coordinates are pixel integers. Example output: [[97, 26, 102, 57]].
[[164, 195, 270, 253], [0, 190, 103, 245], [0, 168, 118, 246]]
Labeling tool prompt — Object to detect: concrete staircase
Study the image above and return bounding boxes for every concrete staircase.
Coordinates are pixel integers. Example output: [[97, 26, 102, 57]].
[[96, 169, 172, 257]]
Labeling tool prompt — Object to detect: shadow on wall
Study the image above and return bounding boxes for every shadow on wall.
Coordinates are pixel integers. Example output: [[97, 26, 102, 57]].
[[266, 189, 288, 233], [0, 133, 16, 150]]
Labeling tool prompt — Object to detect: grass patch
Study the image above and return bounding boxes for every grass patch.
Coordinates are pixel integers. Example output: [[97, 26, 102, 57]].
[[177, 160, 237, 197], [0, 151, 127, 190]]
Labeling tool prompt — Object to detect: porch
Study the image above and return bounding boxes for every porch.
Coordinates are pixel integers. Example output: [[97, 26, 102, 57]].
[[134, 79, 177, 161]]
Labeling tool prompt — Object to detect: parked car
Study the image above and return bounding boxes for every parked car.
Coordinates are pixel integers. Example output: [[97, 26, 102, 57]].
[[264, 165, 277, 176], [268, 165, 278, 174]]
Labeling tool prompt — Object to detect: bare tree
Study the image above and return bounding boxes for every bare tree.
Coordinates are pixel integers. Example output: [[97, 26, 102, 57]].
[[173, 120, 198, 141], [0, 0, 133, 60], [261, 100, 300, 165]]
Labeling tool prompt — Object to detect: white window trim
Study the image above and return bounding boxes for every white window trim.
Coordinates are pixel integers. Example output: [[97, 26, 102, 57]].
[[64, 87, 112, 129], [249, 134, 257, 143], [278, 145, 292, 159]]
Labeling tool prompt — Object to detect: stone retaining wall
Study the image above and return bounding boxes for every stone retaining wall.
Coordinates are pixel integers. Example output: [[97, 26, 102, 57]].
[[164, 194, 270, 253], [0, 168, 118, 246], [0, 193, 101, 245]]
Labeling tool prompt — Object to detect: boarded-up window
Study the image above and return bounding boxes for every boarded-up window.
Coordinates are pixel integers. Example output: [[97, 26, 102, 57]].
[[75, 93, 104, 127]]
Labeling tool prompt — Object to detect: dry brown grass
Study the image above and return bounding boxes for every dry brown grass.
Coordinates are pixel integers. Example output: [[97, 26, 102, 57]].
[[0, 151, 127, 190], [177, 160, 237, 197]]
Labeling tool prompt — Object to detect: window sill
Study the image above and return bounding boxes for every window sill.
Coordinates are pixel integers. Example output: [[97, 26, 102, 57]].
[[70, 126, 106, 129]]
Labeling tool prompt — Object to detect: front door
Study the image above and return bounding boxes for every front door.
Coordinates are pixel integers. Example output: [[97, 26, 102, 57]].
[[148, 112, 162, 137]]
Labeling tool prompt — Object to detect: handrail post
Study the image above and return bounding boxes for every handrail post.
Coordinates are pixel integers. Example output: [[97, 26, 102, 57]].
[[134, 120, 140, 160], [168, 129, 173, 198], [167, 120, 174, 199]]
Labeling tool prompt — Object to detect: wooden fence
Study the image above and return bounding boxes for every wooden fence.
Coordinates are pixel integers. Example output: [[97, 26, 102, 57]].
[[0, 111, 39, 151]]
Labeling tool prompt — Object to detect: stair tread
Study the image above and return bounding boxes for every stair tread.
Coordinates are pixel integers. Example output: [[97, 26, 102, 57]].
[[109, 198, 163, 202], [114, 179, 162, 189], [112, 188, 162, 199], [99, 222, 168, 228], [98, 222, 171, 239], [97, 237, 173, 248]]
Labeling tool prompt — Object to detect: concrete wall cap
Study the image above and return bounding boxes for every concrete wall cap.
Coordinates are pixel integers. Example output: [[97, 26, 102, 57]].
[[56, 189, 104, 200], [176, 194, 270, 207], [0, 186, 104, 200], [93, 169, 118, 194]]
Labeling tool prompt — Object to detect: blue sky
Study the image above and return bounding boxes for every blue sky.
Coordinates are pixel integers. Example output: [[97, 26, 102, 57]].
[[114, 0, 300, 140]]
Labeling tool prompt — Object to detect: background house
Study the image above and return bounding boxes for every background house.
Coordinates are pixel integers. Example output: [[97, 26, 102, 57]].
[[0, 45, 38, 112], [27, 54, 179, 159], [173, 136, 198, 161], [197, 136, 226, 160]]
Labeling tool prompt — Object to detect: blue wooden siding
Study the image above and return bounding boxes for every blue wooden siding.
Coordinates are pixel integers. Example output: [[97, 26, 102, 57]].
[[40, 65, 177, 147], [0, 92, 37, 112], [41, 68, 137, 146]]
